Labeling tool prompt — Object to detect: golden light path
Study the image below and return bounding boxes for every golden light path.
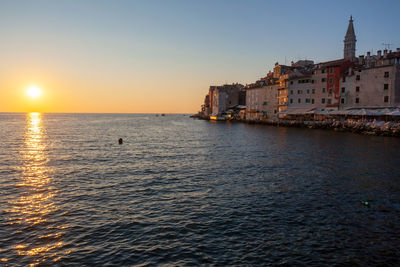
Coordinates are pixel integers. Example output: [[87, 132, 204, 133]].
[[8, 113, 64, 265]]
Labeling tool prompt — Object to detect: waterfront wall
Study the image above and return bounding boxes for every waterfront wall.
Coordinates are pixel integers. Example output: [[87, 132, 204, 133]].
[[242, 117, 400, 137], [192, 113, 400, 137]]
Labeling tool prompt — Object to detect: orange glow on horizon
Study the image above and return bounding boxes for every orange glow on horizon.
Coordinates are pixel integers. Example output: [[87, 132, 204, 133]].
[[0, 72, 201, 113]]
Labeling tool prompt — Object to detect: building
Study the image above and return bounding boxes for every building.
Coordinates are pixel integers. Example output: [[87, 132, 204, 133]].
[[208, 83, 243, 116], [199, 16, 400, 119], [245, 83, 265, 120], [341, 50, 400, 108]]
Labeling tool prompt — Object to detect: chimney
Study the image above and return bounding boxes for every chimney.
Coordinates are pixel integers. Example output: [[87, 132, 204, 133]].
[[389, 50, 392, 53], [367, 51, 371, 57], [377, 50, 382, 57], [397, 48, 400, 52], [359, 55, 364, 65], [384, 49, 388, 56]]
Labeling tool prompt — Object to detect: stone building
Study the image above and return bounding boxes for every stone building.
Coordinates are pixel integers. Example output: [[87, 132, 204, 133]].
[[245, 83, 265, 120], [277, 62, 314, 112], [208, 83, 243, 116], [340, 50, 400, 108], [245, 73, 281, 120]]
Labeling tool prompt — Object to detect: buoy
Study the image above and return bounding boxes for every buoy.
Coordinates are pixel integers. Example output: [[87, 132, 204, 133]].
[[118, 138, 123, 144], [361, 201, 370, 207]]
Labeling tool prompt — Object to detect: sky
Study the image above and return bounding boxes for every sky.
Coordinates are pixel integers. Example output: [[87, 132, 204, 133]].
[[0, 0, 399, 113]]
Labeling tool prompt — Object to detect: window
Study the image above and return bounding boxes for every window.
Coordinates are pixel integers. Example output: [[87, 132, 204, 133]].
[[312, 89, 315, 94], [330, 68, 333, 73], [307, 89, 310, 94], [384, 84, 389, 90], [322, 78, 326, 82], [384, 96, 389, 103], [322, 69, 325, 74], [311, 99, 315, 104], [329, 78, 333, 84], [356, 98, 359, 103], [341, 98, 344, 104], [322, 88, 326, 93], [290, 81, 293, 85], [384, 72, 389, 78], [342, 76, 346, 82], [290, 99, 293, 104], [311, 80, 314, 84], [329, 88, 332, 94], [263, 101, 268, 105], [356, 75, 360, 81], [327, 99, 332, 104], [298, 90, 302, 94], [298, 99, 301, 103], [341, 87, 345, 93], [356, 86, 360, 92], [322, 98, 325, 104], [306, 98, 310, 103], [290, 90, 293, 95]]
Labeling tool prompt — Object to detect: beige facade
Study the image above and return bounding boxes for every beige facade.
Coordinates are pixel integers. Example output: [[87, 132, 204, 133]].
[[246, 86, 264, 120], [245, 80, 279, 120], [341, 53, 400, 108]]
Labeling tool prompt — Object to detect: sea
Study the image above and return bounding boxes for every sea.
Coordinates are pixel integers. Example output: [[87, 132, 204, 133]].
[[0, 113, 400, 266]]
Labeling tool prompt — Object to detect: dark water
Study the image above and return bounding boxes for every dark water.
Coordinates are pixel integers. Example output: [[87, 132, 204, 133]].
[[1, 113, 400, 266]]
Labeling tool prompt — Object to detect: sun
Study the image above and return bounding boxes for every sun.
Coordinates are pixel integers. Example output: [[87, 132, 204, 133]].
[[26, 86, 42, 99]]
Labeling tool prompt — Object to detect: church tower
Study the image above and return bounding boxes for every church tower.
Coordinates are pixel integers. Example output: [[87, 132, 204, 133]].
[[344, 16, 356, 60]]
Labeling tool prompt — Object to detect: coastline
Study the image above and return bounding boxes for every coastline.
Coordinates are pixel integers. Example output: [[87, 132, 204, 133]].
[[192, 115, 400, 137]]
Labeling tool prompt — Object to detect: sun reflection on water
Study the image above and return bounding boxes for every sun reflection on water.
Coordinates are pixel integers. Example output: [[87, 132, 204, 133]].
[[8, 113, 64, 265]]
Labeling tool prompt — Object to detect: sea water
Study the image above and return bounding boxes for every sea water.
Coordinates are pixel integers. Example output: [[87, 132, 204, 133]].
[[1, 113, 400, 266]]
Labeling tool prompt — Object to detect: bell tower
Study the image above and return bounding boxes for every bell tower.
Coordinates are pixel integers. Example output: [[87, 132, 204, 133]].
[[344, 16, 356, 60]]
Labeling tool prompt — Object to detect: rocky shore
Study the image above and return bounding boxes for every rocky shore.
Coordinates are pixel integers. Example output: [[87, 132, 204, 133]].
[[245, 118, 400, 137], [193, 114, 400, 137]]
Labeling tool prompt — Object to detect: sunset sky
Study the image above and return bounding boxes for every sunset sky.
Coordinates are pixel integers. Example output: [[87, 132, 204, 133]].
[[1, 0, 399, 113]]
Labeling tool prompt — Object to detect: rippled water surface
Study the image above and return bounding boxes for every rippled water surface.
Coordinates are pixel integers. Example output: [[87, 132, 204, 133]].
[[1, 113, 400, 266]]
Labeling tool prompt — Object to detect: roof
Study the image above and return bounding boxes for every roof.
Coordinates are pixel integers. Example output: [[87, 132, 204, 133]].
[[345, 16, 356, 40], [319, 58, 352, 67], [387, 51, 400, 59]]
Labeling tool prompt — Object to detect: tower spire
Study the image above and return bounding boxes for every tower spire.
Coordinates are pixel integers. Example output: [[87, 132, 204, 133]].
[[344, 15, 356, 60]]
